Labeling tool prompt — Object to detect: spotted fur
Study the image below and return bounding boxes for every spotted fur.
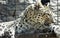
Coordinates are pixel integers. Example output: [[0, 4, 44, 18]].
[[0, 0, 54, 38]]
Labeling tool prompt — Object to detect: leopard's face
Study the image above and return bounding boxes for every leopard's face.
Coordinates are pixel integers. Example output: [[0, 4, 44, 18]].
[[42, 13, 54, 26]]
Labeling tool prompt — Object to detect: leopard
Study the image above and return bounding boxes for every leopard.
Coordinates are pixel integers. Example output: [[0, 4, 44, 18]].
[[0, 0, 54, 38], [16, 0, 54, 33]]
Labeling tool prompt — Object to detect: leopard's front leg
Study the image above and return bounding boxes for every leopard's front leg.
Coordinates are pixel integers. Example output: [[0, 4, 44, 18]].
[[9, 27, 15, 38]]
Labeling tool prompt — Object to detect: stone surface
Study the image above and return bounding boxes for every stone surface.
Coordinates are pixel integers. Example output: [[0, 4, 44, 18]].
[[0, 0, 30, 22]]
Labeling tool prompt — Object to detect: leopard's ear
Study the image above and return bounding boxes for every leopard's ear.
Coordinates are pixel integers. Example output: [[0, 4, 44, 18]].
[[35, 0, 44, 8]]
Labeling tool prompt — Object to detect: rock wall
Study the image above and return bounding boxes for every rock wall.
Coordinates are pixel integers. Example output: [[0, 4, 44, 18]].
[[0, 0, 35, 22]]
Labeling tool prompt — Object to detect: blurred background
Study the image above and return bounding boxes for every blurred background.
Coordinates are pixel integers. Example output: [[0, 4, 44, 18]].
[[0, 0, 36, 22]]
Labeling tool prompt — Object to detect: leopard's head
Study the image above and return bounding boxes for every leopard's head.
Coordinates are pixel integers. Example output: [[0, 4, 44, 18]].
[[23, 0, 54, 29], [42, 13, 54, 26]]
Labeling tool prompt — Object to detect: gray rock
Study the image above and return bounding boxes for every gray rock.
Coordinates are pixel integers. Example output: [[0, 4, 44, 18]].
[[0, 0, 33, 22]]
